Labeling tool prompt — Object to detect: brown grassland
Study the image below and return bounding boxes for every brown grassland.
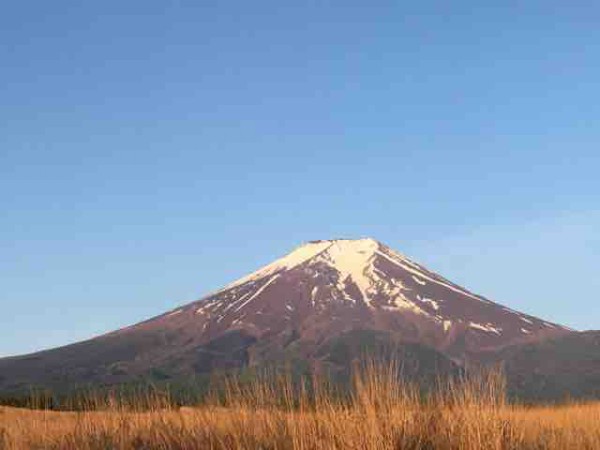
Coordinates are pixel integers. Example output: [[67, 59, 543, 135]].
[[1, 361, 599, 449]]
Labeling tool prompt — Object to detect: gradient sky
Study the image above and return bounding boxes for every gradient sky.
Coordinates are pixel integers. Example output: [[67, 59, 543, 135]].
[[1, 1, 599, 357]]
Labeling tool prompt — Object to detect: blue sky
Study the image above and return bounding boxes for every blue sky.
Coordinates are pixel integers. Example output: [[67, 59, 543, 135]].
[[1, 1, 599, 356]]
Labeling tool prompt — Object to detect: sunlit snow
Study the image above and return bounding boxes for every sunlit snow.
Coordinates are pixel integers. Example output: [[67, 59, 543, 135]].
[[469, 321, 502, 335]]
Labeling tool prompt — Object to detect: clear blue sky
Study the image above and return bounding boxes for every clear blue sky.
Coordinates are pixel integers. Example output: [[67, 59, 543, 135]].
[[1, 1, 599, 357]]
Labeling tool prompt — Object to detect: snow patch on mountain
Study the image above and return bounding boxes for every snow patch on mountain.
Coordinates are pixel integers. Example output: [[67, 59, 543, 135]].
[[221, 240, 332, 292], [314, 239, 378, 306], [469, 322, 502, 335], [374, 249, 487, 305], [234, 274, 280, 312], [417, 296, 440, 310], [412, 276, 427, 285]]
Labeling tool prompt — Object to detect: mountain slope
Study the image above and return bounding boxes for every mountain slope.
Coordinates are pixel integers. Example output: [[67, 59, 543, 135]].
[[0, 238, 571, 394], [488, 331, 600, 401]]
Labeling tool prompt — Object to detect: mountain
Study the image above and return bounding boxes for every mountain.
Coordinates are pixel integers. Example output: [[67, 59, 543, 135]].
[[489, 331, 600, 402], [0, 238, 576, 396]]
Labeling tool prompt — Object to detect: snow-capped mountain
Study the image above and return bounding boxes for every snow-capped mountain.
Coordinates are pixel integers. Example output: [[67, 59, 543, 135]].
[[0, 238, 573, 395], [138, 238, 568, 357]]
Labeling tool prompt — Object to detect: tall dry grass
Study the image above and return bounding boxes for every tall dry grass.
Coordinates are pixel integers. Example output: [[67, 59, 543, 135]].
[[1, 360, 600, 449]]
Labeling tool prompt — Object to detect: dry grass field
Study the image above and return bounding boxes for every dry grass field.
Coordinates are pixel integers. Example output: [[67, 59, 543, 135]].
[[1, 362, 599, 449]]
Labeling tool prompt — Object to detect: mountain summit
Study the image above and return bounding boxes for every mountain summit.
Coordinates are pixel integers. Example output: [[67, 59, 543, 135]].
[[0, 238, 572, 394]]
